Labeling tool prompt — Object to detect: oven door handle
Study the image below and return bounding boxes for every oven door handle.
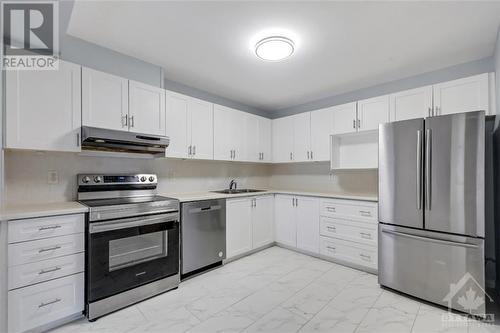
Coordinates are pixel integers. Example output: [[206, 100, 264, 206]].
[[89, 212, 179, 234]]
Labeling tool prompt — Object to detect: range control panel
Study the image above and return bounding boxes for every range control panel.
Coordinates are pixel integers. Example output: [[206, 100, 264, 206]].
[[78, 174, 157, 186]]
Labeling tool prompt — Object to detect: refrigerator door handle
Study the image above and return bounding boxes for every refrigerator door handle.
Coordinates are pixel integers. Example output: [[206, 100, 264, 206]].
[[416, 130, 422, 210], [381, 229, 479, 249], [425, 128, 431, 210]]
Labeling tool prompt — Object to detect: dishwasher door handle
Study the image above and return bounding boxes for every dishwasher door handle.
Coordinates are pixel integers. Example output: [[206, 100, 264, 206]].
[[189, 205, 222, 214]]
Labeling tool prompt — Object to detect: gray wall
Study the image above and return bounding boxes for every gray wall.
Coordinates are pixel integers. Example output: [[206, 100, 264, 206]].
[[272, 57, 495, 119]]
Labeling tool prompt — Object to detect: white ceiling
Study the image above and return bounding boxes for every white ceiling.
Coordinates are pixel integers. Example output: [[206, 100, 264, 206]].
[[67, 1, 500, 112]]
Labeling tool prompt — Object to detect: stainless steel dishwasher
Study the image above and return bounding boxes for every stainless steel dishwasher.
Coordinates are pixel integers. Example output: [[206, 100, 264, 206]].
[[181, 199, 226, 276]]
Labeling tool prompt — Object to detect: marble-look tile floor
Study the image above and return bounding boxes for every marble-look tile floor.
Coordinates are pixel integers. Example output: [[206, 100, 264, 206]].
[[51, 246, 497, 333]]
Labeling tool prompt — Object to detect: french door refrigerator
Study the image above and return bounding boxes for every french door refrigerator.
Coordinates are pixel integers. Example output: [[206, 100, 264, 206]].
[[378, 110, 494, 316]]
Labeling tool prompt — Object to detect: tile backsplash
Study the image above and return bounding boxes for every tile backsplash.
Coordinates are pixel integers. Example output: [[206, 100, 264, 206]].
[[4, 151, 377, 204]]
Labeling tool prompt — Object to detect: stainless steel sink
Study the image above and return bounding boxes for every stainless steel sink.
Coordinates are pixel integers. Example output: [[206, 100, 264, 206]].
[[211, 189, 266, 194]]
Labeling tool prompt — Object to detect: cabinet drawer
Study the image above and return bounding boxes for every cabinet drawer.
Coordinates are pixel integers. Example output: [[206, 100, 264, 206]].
[[320, 199, 377, 221], [320, 217, 377, 246], [8, 253, 84, 290], [8, 214, 84, 243], [320, 236, 377, 269], [8, 234, 84, 267], [8, 273, 84, 333]]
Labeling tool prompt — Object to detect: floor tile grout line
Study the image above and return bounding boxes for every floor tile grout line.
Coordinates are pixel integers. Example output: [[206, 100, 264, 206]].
[[353, 289, 385, 333], [409, 304, 422, 333]]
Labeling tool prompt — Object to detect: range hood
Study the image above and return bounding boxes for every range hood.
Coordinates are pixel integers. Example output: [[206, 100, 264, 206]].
[[81, 126, 169, 158]]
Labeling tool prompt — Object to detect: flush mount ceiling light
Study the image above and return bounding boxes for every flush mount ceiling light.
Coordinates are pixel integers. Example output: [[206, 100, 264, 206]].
[[255, 36, 294, 61]]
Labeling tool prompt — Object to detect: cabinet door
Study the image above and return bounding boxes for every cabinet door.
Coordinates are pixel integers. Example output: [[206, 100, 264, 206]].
[[272, 116, 294, 162], [82, 67, 128, 131], [433, 73, 489, 116], [274, 195, 296, 247], [311, 107, 335, 161], [252, 196, 274, 248], [6, 60, 81, 152], [245, 114, 260, 162], [332, 102, 357, 135], [296, 196, 320, 254], [226, 198, 253, 259], [390, 86, 433, 121], [258, 117, 272, 162], [213, 105, 239, 161], [129, 81, 166, 136], [189, 98, 214, 160], [165, 92, 189, 158], [357, 95, 390, 131], [293, 112, 311, 162]]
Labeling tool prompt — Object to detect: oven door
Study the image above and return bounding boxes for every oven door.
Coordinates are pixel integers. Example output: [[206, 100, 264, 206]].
[[87, 212, 179, 302]]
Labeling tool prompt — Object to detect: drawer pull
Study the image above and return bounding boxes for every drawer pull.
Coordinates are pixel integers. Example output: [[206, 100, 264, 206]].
[[359, 253, 371, 261], [38, 225, 62, 231], [326, 226, 336, 232], [38, 298, 61, 308], [326, 207, 336, 212], [38, 266, 61, 275], [326, 246, 336, 251], [359, 210, 372, 217], [359, 232, 372, 239], [38, 245, 61, 253]]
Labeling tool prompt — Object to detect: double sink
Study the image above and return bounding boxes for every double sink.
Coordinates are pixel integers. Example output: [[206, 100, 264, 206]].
[[211, 189, 266, 194]]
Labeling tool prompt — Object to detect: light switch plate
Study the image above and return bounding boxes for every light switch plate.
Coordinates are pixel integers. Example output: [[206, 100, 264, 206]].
[[47, 170, 58, 184]]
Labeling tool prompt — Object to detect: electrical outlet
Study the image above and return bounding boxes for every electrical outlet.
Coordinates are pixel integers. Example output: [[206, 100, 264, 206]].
[[47, 170, 59, 184]]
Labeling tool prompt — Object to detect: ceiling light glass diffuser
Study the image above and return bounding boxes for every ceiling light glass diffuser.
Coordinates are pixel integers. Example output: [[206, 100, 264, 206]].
[[255, 36, 294, 61]]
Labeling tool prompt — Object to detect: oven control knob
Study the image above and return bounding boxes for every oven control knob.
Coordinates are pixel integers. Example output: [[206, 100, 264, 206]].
[[81, 176, 90, 184], [149, 176, 155, 182], [93, 176, 102, 183], [140, 176, 147, 182]]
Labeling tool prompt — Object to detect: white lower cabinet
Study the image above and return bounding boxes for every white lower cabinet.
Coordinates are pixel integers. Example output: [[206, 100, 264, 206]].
[[226, 195, 274, 259], [7, 214, 85, 333], [319, 236, 377, 269], [274, 195, 320, 254], [8, 273, 84, 333]]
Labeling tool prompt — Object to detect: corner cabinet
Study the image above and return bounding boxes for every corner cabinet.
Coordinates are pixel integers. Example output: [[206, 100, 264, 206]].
[[166, 92, 213, 159], [226, 195, 274, 259], [5, 60, 82, 152]]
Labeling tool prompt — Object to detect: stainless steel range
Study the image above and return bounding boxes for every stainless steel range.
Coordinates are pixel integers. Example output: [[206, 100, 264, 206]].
[[77, 174, 180, 321]]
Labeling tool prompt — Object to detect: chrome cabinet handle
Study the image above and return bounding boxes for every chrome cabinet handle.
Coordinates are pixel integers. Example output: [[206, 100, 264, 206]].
[[76, 133, 80, 147], [307, 151, 310, 160], [122, 114, 128, 127], [326, 226, 336, 232], [359, 232, 372, 239], [295, 198, 298, 206], [416, 130, 422, 210], [38, 225, 61, 231], [38, 245, 61, 253], [353, 119, 356, 129], [192, 146, 196, 156], [359, 253, 371, 261], [39, 298, 61, 308], [326, 246, 336, 251], [326, 207, 336, 212], [188, 145, 192, 156], [357, 119, 361, 129], [290, 152, 293, 161], [359, 210, 371, 217], [425, 129, 431, 210], [310, 151, 313, 160], [130, 115, 135, 128], [38, 266, 61, 275], [292, 198, 295, 207]]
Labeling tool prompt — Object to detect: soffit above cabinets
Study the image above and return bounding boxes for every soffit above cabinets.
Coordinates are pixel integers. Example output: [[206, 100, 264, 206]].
[[67, 1, 500, 113]]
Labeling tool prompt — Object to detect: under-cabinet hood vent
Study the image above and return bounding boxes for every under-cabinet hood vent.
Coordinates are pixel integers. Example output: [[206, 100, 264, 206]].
[[81, 126, 169, 158]]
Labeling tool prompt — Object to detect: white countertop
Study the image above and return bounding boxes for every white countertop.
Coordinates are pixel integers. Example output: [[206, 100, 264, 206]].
[[0, 201, 89, 221], [162, 189, 378, 203]]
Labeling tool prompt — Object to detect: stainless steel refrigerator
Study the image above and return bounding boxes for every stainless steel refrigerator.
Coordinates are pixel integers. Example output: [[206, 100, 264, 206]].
[[378, 110, 495, 315]]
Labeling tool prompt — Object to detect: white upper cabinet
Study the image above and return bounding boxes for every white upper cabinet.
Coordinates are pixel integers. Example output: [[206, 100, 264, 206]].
[[128, 80, 166, 136], [165, 92, 189, 158], [332, 102, 358, 135], [258, 117, 272, 162], [188, 98, 214, 160], [390, 86, 433, 121], [292, 112, 312, 162], [357, 95, 390, 131], [213, 105, 245, 161], [6, 60, 82, 152], [310, 107, 335, 161], [433, 73, 489, 116], [245, 114, 260, 162], [295, 196, 320, 254], [272, 116, 294, 163], [82, 67, 129, 131]]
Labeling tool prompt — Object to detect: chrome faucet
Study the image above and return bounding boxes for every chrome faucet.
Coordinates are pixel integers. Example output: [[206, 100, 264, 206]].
[[229, 179, 237, 190]]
